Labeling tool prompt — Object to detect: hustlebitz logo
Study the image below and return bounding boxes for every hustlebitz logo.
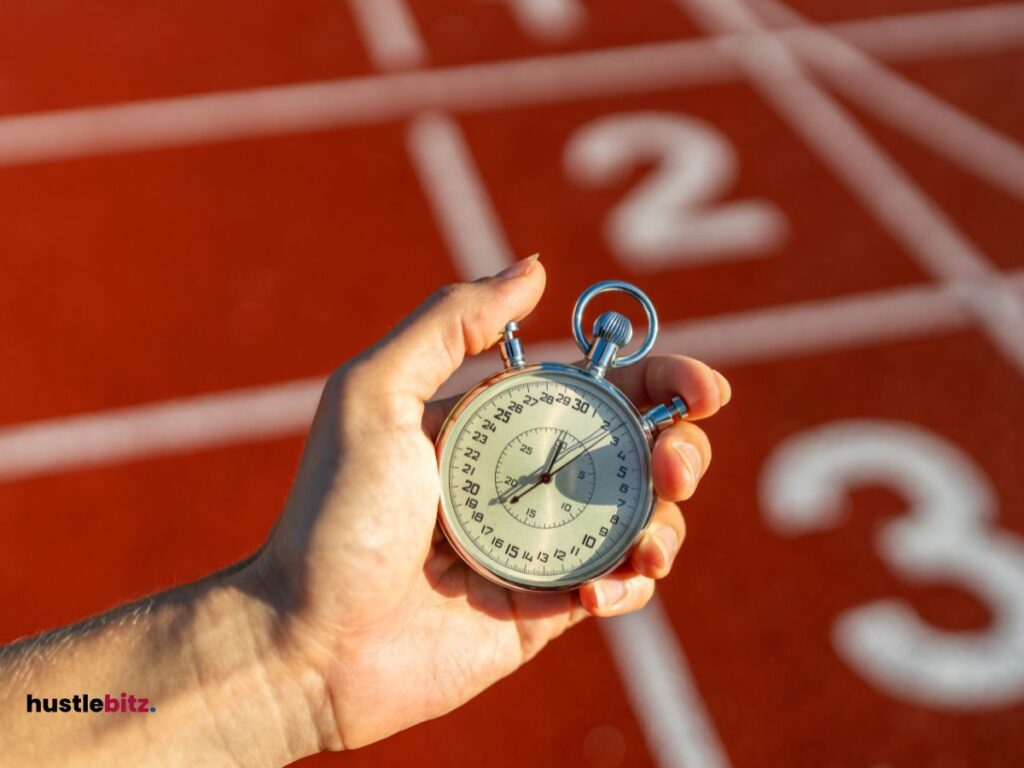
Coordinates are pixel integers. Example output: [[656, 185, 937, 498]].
[[26, 693, 156, 714]]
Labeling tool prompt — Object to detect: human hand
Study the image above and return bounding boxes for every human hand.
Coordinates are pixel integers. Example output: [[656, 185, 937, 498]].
[[0, 257, 728, 768], [250, 256, 731, 752]]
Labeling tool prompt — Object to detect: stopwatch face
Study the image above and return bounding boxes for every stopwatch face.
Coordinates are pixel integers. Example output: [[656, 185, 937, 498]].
[[437, 365, 654, 591]]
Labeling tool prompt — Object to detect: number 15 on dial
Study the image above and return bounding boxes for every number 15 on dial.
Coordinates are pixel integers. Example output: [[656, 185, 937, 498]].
[[436, 281, 689, 591]]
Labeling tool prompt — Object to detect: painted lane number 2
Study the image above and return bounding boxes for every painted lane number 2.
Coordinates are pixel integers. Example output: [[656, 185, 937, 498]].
[[565, 112, 786, 271]]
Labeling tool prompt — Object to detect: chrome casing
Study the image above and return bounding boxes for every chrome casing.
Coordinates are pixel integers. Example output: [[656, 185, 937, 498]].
[[435, 362, 656, 592]]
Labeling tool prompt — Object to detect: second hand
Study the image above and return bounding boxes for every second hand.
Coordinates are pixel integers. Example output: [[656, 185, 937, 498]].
[[509, 422, 625, 505], [508, 430, 566, 504]]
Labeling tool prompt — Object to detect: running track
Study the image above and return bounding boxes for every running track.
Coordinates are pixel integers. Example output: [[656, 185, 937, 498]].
[[1, 1, 1023, 765]]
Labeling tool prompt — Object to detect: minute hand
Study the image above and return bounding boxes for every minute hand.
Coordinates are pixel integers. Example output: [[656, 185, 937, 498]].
[[498, 430, 567, 504], [547, 422, 626, 478], [506, 426, 618, 506]]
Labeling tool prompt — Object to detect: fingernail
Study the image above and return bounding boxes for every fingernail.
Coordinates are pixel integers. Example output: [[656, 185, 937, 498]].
[[596, 579, 628, 610], [674, 441, 702, 485], [496, 253, 539, 280], [654, 527, 679, 569], [714, 370, 732, 406]]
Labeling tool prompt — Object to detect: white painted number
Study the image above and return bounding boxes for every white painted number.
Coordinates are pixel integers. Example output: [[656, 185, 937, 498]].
[[564, 112, 786, 271], [760, 420, 1024, 709], [485, 0, 586, 41]]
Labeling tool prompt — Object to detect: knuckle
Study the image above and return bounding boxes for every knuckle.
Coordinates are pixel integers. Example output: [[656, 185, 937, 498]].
[[430, 280, 508, 358], [459, 301, 493, 355], [631, 578, 656, 610], [681, 423, 712, 470], [432, 281, 465, 304], [700, 434, 713, 472], [437, 287, 494, 362], [327, 357, 410, 430], [329, 357, 375, 397], [685, 364, 722, 415]]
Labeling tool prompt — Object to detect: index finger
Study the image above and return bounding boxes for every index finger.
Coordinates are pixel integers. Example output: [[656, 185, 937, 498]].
[[604, 354, 731, 419]]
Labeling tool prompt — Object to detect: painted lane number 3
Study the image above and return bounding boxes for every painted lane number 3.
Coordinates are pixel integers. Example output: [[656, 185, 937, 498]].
[[760, 419, 1024, 709]]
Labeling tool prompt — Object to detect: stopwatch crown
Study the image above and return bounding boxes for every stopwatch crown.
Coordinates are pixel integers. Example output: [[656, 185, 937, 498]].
[[584, 311, 633, 378], [572, 281, 658, 370], [593, 311, 633, 347]]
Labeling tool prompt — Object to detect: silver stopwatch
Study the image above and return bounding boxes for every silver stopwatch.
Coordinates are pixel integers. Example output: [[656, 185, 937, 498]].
[[435, 280, 688, 592]]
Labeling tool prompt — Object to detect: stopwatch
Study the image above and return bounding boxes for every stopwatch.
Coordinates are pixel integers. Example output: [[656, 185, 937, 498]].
[[436, 280, 688, 592]]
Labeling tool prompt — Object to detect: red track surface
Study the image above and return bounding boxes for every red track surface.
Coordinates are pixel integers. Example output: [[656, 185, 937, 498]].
[[1, 1, 1023, 766]]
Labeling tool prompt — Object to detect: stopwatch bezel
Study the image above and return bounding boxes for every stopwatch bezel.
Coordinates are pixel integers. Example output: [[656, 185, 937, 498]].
[[435, 362, 656, 593]]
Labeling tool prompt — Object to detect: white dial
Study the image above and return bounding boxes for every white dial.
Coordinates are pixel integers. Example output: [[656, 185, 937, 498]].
[[438, 367, 653, 590]]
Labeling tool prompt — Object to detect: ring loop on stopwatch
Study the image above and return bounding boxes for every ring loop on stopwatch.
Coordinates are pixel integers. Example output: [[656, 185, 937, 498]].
[[571, 280, 659, 368]]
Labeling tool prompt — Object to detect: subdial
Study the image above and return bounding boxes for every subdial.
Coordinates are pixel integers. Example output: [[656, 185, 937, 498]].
[[493, 427, 596, 528]]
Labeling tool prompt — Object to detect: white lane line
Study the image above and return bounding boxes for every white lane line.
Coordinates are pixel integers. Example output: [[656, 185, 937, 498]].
[[347, 0, 428, 70], [752, 0, 1024, 202], [405, 113, 515, 279], [0, 5, 1022, 167], [0, 378, 323, 484], [833, 2, 1024, 62], [0, 39, 727, 168], [601, 598, 730, 768], [676, 0, 1024, 374], [439, 271, 993, 397], [348, 3, 511, 279], [3, 272, 1022, 484]]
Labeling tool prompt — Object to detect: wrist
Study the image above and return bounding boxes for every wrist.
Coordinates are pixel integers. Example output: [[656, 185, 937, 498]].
[[193, 560, 337, 766], [0, 558, 334, 768]]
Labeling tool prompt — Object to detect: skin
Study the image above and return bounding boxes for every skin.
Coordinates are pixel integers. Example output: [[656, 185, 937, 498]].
[[0, 257, 729, 766]]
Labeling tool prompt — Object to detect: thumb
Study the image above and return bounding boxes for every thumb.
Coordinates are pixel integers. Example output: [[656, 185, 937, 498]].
[[361, 255, 545, 402]]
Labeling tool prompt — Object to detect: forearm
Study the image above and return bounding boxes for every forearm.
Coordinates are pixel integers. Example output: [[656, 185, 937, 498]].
[[0, 560, 328, 768]]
